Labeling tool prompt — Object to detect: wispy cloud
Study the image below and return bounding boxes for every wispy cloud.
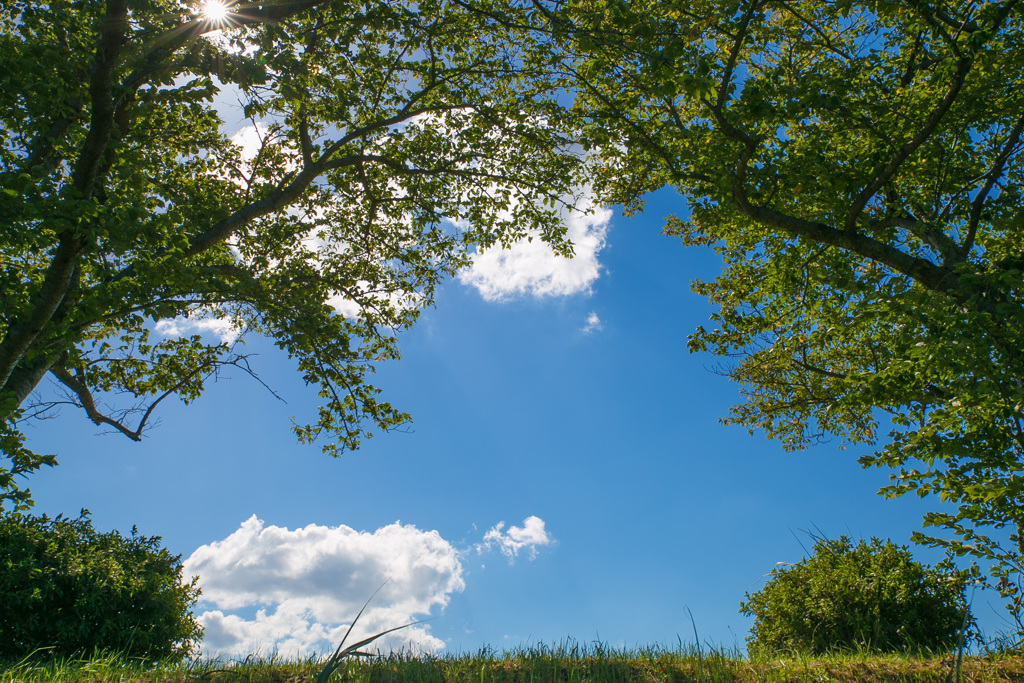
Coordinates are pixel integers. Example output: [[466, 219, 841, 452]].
[[477, 516, 553, 563], [582, 312, 603, 334], [458, 197, 611, 301], [183, 516, 465, 658]]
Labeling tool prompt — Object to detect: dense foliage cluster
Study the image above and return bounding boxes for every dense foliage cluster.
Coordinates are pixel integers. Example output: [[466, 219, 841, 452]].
[[0, 0, 578, 510], [0, 511, 202, 661], [740, 537, 972, 655]]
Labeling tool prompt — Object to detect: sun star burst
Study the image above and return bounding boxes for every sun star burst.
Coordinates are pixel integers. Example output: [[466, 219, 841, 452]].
[[201, 0, 230, 22]]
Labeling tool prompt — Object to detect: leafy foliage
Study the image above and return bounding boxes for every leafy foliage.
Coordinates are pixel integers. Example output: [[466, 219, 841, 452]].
[[558, 0, 1024, 630], [0, 510, 202, 661], [740, 536, 973, 655], [0, 0, 581, 507]]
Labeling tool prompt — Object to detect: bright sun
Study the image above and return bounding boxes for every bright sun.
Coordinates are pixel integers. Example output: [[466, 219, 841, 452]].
[[201, 0, 230, 21]]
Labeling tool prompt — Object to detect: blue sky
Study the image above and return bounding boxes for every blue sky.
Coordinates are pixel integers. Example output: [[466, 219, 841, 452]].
[[21, 185, 1013, 659]]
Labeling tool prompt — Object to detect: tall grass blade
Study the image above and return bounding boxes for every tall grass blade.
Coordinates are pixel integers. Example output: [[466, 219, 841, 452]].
[[314, 581, 423, 683], [942, 601, 972, 683], [686, 607, 706, 683]]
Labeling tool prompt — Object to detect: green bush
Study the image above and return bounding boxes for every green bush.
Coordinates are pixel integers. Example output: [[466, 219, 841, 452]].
[[740, 536, 972, 655], [0, 510, 202, 662]]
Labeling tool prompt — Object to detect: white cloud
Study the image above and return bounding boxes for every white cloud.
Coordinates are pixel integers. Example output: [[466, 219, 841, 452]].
[[153, 314, 240, 344], [221, 123, 299, 188], [458, 196, 611, 301], [582, 312, 603, 334], [478, 516, 553, 563], [183, 516, 465, 658], [231, 123, 267, 162], [324, 281, 425, 322]]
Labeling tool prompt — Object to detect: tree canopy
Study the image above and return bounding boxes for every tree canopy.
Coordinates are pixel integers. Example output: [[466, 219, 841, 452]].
[[560, 0, 1024, 623], [0, 0, 580, 510]]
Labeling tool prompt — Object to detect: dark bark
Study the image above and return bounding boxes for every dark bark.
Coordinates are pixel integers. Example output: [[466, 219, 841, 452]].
[[0, 0, 128, 413], [50, 365, 144, 441], [70, 0, 127, 197], [2, 355, 59, 414], [0, 237, 85, 405]]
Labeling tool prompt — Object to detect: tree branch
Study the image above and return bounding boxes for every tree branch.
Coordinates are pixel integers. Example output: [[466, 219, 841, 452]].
[[71, 0, 127, 197], [0, 246, 82, 402], [716, 0, 760, 107], [730, 192, 959, 292], [49, 353, 284, 442], [131, 101, 470, 270], [869, 215, 961, 263], [962, 110, 1024, 259], [50, 364, 145, 441], [778, 1, 856, 62], [792, 354, 848, 381], [844, 55, 973, 233]]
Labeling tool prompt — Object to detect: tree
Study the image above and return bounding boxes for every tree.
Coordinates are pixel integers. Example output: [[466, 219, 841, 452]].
[[740, 536, 973, 655], [558, 0, 1024, 630], [0, 0, 580, 510], [0, 510, 202, 661]]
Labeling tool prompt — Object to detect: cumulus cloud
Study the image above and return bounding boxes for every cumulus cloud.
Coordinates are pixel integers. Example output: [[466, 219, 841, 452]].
[[458, 196, 611, 301], [582, 312, 603, 334], [183, 516, 465, 658], [478, 516, 553, 562]]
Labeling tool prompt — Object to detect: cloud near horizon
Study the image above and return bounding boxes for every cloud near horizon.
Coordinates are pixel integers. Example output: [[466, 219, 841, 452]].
[[184, 514, 554, 658], [183, 516, 465, 658]]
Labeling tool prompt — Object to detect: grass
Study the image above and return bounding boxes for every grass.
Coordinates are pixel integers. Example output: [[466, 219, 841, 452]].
[[3, 642, 1024, 683]]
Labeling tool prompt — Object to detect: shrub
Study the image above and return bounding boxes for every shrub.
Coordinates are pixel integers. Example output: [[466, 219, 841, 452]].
[[0, 510, 202, 661], [740, 535, 972, 655]]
